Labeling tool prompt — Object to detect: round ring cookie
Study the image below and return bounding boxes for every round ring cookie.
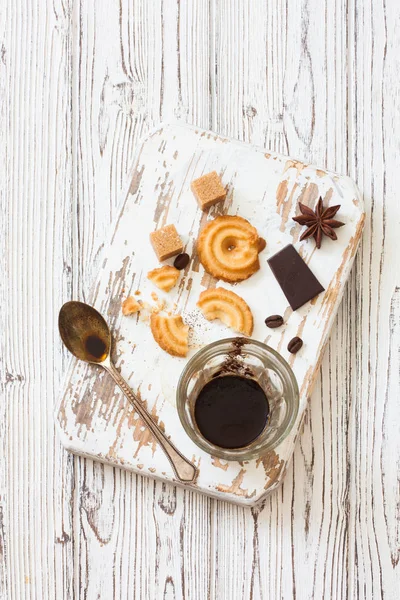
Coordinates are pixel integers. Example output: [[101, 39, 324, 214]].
[[197, 215, 265, 282], [197, 288, 254, 336]]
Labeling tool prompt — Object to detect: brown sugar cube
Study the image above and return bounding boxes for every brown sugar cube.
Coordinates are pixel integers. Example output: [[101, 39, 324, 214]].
[[150, 224, 184, 262], [191, 171, 227, 210]]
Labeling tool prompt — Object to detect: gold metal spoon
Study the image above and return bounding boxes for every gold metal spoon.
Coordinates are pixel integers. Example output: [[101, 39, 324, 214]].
[[58, 301, 197, 483]]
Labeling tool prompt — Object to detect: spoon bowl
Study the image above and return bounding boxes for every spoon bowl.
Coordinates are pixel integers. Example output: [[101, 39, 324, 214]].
[[59, 301, 111, 363], [58, 300, 197, 483]]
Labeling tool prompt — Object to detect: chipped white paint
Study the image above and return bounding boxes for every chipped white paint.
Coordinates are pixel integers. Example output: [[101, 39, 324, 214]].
[[56, 124, 364, 505]]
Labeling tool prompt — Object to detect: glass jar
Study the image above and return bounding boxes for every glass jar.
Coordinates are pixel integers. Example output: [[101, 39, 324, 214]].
[[177, 337, 299, 460]]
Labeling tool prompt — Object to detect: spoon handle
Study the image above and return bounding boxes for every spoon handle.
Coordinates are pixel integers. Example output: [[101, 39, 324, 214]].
[[104, 361, 198, 483]]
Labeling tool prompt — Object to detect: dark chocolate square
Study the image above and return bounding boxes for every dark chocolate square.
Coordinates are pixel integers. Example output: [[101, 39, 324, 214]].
[[267, 244, 324, 310]]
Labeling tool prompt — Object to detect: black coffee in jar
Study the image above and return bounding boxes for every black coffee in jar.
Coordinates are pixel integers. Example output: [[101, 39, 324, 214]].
[[194, 375, 269, 449]]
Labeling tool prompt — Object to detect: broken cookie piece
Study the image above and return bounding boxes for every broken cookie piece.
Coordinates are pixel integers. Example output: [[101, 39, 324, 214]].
[[147, 265, 180, 292], [150, 224, 183, 262], [150, 314, 189, 357], [122, 296, 141, 316], [191, 171, 226, 210], [197, 287, 254, 336]]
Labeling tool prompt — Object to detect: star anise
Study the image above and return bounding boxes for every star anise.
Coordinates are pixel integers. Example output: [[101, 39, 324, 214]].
[[292, 197, 345, 249]]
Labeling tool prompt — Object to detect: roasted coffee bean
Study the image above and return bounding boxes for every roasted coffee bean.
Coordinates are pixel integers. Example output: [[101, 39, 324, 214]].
[[265, 314, 284, 328], [287, 336, 303, 353], [173, 253, 190, 270]]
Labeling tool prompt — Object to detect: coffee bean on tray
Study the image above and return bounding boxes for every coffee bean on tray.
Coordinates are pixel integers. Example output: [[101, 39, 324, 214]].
[[265, 314, 284, 328], [287, 336, 303, 354], [173, 253, 190, 270]]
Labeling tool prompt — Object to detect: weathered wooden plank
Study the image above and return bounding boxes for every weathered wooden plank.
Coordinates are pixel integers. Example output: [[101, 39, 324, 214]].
[[0, 0, 74, 598], [348, 1, 400, 598], [0, 3, 8, 598], [71, 0, 154, 595], [278, 2, 353, 599], [70, 2, 213, 598], [0, 2, 9, 597], [208, 1, 355, 598]]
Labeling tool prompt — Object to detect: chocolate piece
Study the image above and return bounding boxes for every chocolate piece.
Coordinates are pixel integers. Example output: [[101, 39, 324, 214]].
[[265, 314, 284, 328], [267, 244, 324, 310], [173, 252, 190, 270], [287, 336, 303, 353]]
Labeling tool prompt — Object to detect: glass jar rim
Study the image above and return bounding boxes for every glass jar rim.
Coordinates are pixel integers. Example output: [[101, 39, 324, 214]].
[[176, 337, 300, 460]]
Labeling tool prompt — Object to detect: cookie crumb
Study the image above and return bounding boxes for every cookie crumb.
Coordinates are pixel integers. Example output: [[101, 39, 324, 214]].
[[122, 296, 141, 316], [152, 299, 166, 314]]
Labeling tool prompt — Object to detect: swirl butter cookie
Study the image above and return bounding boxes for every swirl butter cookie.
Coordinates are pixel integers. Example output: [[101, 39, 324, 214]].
[[197, 215, 265, 282], [197, 288, 254, 336], [150, 314, 189, 357]]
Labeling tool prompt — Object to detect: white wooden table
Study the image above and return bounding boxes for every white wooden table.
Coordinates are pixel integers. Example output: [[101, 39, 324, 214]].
[[1, 1, 399, 598]]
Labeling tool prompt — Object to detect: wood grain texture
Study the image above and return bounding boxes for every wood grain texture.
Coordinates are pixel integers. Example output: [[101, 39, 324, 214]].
[[0, 1, 75, 599], [1, 1, 399, 599]]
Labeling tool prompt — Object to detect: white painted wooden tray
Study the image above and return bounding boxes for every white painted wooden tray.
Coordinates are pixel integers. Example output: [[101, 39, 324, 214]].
[[55, 123, 365, 506]]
